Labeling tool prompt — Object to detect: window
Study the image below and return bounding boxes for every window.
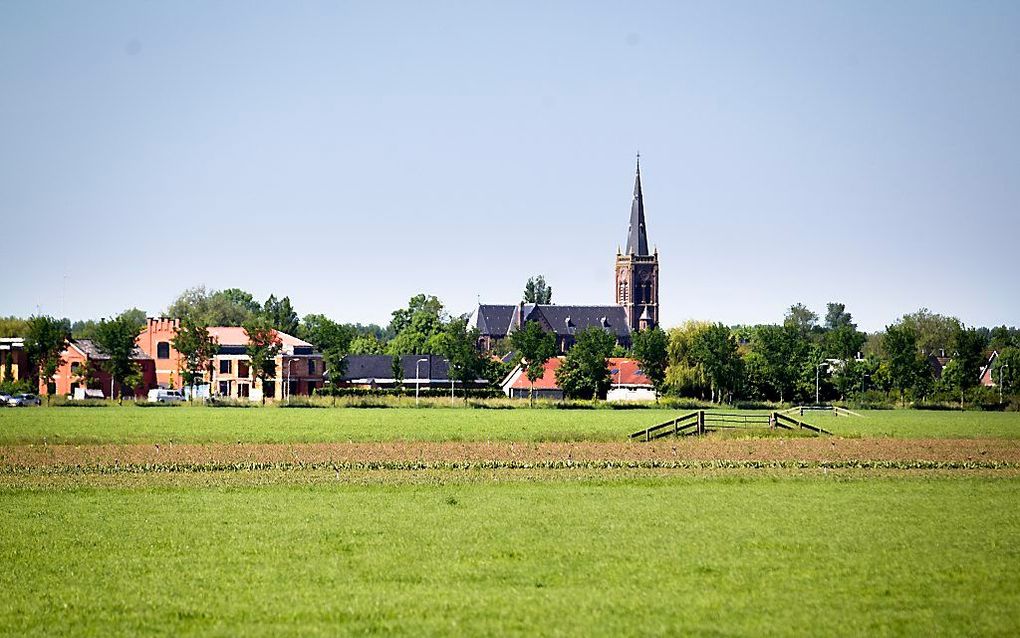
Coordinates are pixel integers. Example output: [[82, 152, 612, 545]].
[[238, 361, 250, 378], [218, 381, 231, 396], [219, 359, 232, 374], [238, 383, 249, 398], [263, 381, 275, 399], [156, 342, 170, 359], [308, 360, 316, 375]]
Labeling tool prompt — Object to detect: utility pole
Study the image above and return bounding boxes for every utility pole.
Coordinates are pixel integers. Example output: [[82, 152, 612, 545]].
[[1001, 363, 1010, 404]]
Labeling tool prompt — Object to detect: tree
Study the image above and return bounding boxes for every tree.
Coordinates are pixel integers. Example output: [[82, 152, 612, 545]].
[[824, 303, 855, 330], [435, 318, 486, 403], [321, 348, 347, 407], [784, 303, 819, 336], [0, 316, 29, 338], [263, 295, 299, 335], [992, 347, 1020, 399], [899, 309, 962, 357], [165, 286, 259, 326], [243, 318, 282, 404], [631, 326, 668, 402], [24, 316, 69, 403], [299, 314, 355, 355], [390, 355, 404, 390], [171, 317, 219, 401], [349, 334, 384, 355], [665, 321, 712, 398], [945, 326, 986, 406], [824, 325, 866, 362], [746, 324, 806, 403], [92, 315, 144, 404], [690, 323, 740, 403], [387, 295, 446, 355], [510, 320, 557, 406], [523, 275, 553, 304], [555, 326, 615, 401], [882, 323, 929, 405]]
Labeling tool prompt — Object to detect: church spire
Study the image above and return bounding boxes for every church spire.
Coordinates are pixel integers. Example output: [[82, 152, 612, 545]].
[[625, 153, 649, 256]]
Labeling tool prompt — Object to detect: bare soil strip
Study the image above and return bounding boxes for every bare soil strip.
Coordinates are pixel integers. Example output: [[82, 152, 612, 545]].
[[2, 438, 1018, 470]]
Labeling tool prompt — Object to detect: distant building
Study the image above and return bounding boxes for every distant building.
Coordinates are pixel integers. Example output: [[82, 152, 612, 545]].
[[501, 356, 654, 401], [46, 339, 156, 398], [135, 318, 324, 401], [470, 157, 660, 353], [0, 337, 29, 384], [336, 354, 488, 390]]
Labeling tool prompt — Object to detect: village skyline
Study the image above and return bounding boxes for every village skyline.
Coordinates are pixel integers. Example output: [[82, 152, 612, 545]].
[[3, 2, 1019, 331]]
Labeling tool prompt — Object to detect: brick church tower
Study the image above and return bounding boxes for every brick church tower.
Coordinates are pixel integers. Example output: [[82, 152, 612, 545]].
[[615, 156, 659, 331]]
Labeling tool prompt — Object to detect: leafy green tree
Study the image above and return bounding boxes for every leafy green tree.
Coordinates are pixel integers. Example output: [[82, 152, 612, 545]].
[[243, 318, 282, 404], [746, 324, 805, 403], [988, 326, 1020, 352], [349, 334, 384, 355], [523, 275, 553, 304], [992, 347, 1020, 399], [92, 315, 144, 404], [665, 321, 711, 398], [321, 348, 347, 406], [510, 320, 557, 405], [0, 316, 30, 337], [555, 326, 615, 401], [171, 317, 219, 400], [784, 303, 819, 337], [434, 318, 486, 403], [25, 316, 69, 402], [390, 355, 404, 389], [690, 323, 741, 403], [824, 303, 855, 330], [631, 326, 668, 402], [166, 286, 259, 326], [899, 308, 962, 357], [882, 322, 930, 405], [946, 327, 986, 406], [263, 295, 299, 335], [824, 325, 866, 362], [387, 295, 446, 355], [299, 314, 355, 354]]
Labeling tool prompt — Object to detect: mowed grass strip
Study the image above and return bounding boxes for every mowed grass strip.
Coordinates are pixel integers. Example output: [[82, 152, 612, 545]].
[[1, 406, 1019, 444], [1, 475, 1018, 636]]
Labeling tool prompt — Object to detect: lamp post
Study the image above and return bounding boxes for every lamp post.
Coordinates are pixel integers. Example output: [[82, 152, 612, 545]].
[[415, 357, 428, 407], [816, 363, 826, 406], [1000, 363, 1010, 404]]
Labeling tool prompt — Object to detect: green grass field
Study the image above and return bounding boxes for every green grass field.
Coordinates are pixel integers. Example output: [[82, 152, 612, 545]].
[[2, 473, 1017, 636], [1, 406, 1019, 443]]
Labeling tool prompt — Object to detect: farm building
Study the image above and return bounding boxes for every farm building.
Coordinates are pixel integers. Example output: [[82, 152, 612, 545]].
[[501, 357, 655, 401], [336, 354, 488, 390]]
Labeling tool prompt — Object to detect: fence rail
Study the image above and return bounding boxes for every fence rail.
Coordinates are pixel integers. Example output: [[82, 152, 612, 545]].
[[631, 409, 833, 441]]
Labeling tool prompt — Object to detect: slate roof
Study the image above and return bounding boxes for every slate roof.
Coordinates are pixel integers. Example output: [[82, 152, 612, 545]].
[[469, 305, 516, 337], [339, 354, 453, 382], [521, 304, 631, 339], [72, 339, 152, 361], [626, 156, 650, 256], [505, 357, 651, 391]]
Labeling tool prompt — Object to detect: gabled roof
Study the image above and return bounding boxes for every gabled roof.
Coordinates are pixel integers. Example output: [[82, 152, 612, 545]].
[[523, 304, 631, 339], [625, 155, 649, 256], [470, 305, 516, 337], [339, 354, 453, 383], [71, 339, 152, 361], [506, 357, 651, 391], [206, 327, 311, 348]]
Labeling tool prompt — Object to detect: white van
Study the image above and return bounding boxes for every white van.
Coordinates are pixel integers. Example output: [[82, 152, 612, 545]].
[[147, 389, 185, 404]]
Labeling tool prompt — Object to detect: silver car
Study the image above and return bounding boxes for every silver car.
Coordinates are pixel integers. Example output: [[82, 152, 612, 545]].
[[8, 393, 41, 407]]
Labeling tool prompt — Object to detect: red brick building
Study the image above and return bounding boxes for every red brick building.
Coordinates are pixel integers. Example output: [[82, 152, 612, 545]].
[[45, 340, 156, 398]]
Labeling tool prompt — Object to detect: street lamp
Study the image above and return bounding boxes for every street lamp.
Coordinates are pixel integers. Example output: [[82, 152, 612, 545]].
[[1000, 363, 1010, 404], [816, 362, 826, 406], [415, 358, 428, 407]]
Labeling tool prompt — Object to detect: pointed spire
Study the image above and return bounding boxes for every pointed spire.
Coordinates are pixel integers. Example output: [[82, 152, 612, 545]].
[[625, 153, 649, 255]]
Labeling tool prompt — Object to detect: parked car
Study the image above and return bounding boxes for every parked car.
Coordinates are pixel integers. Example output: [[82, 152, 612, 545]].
[[0, 393, 11, 406], [7, 393, 41, 407], [147, 389, 185, 404]]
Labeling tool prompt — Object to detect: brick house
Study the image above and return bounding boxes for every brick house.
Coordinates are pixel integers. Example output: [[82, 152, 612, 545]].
[[135, 318, 324, 401], [45, 339, 156, 398], [501, 357, 653, 401], [0, 338, 30, 384]]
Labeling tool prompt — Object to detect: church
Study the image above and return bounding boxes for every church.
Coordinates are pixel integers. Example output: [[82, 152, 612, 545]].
[[469, 158, 660, 352]]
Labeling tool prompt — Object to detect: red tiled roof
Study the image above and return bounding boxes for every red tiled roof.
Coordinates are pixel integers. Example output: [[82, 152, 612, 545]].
[[509, 357, 652, 390], [206, 327, 311, 348]]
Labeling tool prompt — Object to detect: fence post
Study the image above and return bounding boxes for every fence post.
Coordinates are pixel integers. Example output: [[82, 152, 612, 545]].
[[673, 417, 678, 436], [698, 410, 705, 435]]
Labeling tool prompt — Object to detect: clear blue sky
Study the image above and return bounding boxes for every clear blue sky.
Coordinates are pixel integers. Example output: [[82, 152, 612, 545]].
[[2, 1, 1018, 332]]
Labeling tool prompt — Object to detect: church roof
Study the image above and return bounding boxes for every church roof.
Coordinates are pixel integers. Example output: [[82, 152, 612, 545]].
[[520, 304, 632, 339], [625, 155, 650, 256], [469, 304, 516, 337]]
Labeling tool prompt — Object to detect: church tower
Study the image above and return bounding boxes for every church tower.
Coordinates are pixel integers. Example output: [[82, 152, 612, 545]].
[[615, 155, 659, 331]]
